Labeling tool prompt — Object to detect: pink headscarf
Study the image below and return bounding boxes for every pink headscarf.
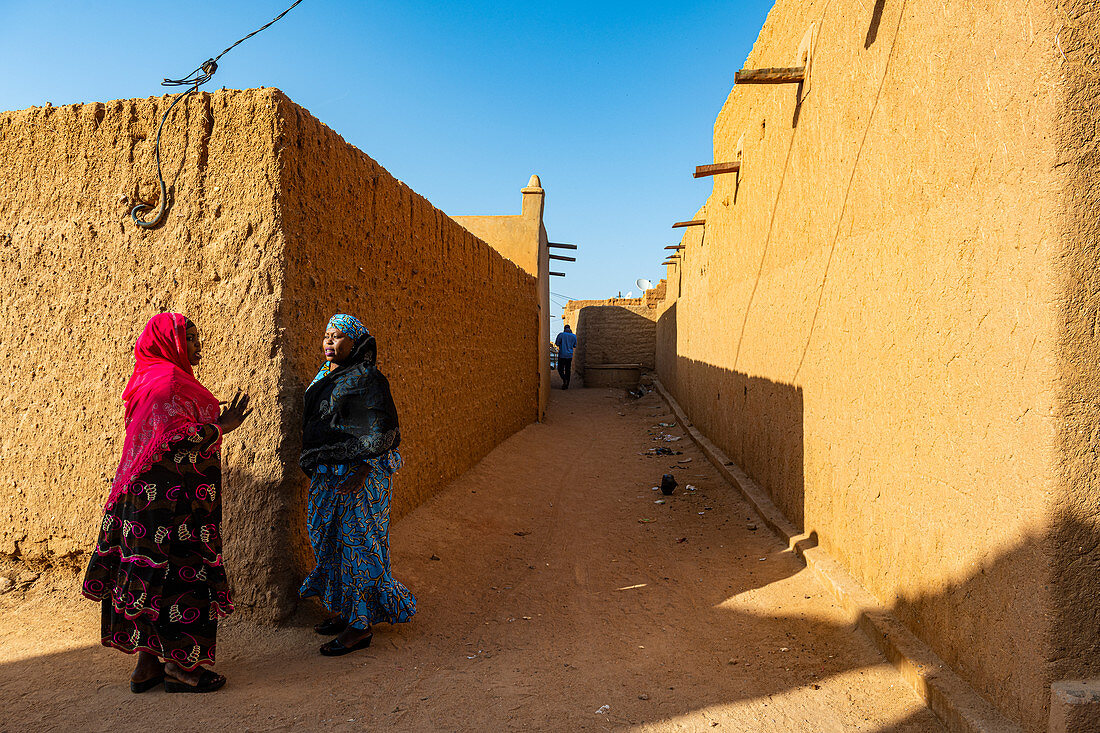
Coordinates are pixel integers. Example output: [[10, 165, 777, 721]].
[[106, 313, 221, 509]]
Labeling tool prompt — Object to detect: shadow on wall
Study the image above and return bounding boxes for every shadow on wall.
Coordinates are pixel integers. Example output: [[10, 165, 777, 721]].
[[887, 511, 1100, 730], [886, 512, 1100, 730], [655, 314, 1099, 730], [658, 303, 806, 529], [865, 0, 888, 48]]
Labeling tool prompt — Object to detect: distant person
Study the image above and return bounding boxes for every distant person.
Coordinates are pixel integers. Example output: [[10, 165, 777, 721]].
[[555, 324, 578, 389], [83, 313, 252, 694], [300, 314, 417, 656]]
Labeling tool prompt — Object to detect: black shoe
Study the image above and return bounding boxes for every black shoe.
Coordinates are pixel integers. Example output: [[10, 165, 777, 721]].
[[314, 616, 349, 635], [320, 631, 373, 656]]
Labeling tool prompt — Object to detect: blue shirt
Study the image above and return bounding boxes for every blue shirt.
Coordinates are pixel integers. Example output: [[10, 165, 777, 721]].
[[555, 331, 577, 358]]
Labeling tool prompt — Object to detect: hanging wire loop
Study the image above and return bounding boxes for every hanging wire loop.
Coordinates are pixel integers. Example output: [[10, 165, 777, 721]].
[[130, 58, 218, 228], [130, 85, 199, 228], [128, 0, 304, 230]]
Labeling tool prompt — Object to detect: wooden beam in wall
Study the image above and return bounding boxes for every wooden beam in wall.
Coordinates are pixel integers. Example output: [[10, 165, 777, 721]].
[[672, 219, 705, 228], [548, 254, 576, 262], [663, 245, 685, 250], [550, 271, 566, 277], [734, 66, 806, 84], [694, 161, 741, 178], [548, 242, 577, 250]]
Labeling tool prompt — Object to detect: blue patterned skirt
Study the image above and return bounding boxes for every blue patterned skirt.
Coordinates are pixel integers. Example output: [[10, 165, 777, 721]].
[[299, 451, 417, 629]]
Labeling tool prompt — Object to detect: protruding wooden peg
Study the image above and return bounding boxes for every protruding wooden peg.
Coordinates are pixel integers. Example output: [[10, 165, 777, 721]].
[[694, 162, 741, 178], [550, 271, 566, 277], [548, 242, 577, 250], [672, 219, 705, 228], [734, 66, 805, 84], [549, 254, 576, 262], [663, 245, 685, 250]]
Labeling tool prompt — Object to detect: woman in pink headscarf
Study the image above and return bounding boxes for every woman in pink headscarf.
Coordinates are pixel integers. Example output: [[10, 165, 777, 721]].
[[82, 313, 251, 693]]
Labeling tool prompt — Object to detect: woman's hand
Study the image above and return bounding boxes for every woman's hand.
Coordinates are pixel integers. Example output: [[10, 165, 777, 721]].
[[336, 465, 369, 495], [218, 391, 253, 434]]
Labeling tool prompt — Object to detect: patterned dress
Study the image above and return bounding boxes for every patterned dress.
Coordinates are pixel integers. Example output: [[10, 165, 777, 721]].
[[82, 423, 232, 670], [299, 451, 416, 629]]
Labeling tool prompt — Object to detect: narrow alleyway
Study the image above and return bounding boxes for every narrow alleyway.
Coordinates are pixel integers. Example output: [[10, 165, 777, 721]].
[[0, 383, 943, 731]]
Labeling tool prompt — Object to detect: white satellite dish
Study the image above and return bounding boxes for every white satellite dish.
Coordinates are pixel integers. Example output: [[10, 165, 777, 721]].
[[625, 291, 633, 298], [636, 278, 653, 290]]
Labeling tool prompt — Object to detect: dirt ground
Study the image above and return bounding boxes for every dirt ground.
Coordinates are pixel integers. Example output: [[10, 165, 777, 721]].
[[0, 380, 943, 732]]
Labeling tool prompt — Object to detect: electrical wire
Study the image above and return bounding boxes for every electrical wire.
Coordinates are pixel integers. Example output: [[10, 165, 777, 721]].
[[210, 0, 304, 65], [131, 0, 305, 229]]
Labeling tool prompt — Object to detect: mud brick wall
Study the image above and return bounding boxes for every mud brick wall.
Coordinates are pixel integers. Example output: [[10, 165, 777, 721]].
[[655, 1, 1100, 729], [0, 91, 293, 620], [274, 98, 539, 578], [569, 305, 657, 379], [0, 88, 538, 622], [561, 297, 661, 379]]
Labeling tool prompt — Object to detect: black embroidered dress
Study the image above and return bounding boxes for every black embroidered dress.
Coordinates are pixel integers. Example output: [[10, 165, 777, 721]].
[[83, 423, 232, 670]]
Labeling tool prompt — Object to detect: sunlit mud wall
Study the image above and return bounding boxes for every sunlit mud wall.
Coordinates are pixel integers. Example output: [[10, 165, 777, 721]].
[[0, 88, 538, 622], [275, 99, 539, 585], [452, 175, 550, 422], [655, 1, 1099, 730]]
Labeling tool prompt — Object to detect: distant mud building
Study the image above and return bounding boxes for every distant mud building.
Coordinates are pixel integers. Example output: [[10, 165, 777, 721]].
[[561, 286, 664, 384]]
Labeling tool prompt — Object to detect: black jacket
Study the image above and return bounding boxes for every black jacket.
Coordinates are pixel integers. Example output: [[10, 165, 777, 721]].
[[300, 333, 400, 475]]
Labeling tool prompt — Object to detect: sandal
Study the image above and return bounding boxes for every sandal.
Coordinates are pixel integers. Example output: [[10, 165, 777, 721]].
[[130, 674, 164, 694], [314, 616, 349, 635], [319, 631, 373, 657], [164, 669, 227, 693]]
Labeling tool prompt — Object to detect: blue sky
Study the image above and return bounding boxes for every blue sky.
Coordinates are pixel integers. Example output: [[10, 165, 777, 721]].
[[0, 0, 774, 321]]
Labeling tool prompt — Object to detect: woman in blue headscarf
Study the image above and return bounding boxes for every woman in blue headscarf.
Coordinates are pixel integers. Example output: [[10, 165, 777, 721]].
[[299, 314, 416, 655]]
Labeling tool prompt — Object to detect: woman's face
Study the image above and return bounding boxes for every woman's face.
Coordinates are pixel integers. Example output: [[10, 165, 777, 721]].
[[185, 323, 202, 366], [323, 328, 354, 365]]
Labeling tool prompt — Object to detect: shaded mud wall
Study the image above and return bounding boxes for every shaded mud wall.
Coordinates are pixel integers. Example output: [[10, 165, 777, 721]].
[[275, 99, 539, 580], [654, 1, 1095, 729], [562, 295, 663, 379], [570, 305, 657, 379], [562, 297, 647, 332], [0, 88, 539, 622], [1050, 0, 1100, 699]]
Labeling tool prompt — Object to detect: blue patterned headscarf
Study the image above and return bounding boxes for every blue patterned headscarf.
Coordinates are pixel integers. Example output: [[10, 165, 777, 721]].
[[328, 313, 367, 341], [309, 314, 369, 388]]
